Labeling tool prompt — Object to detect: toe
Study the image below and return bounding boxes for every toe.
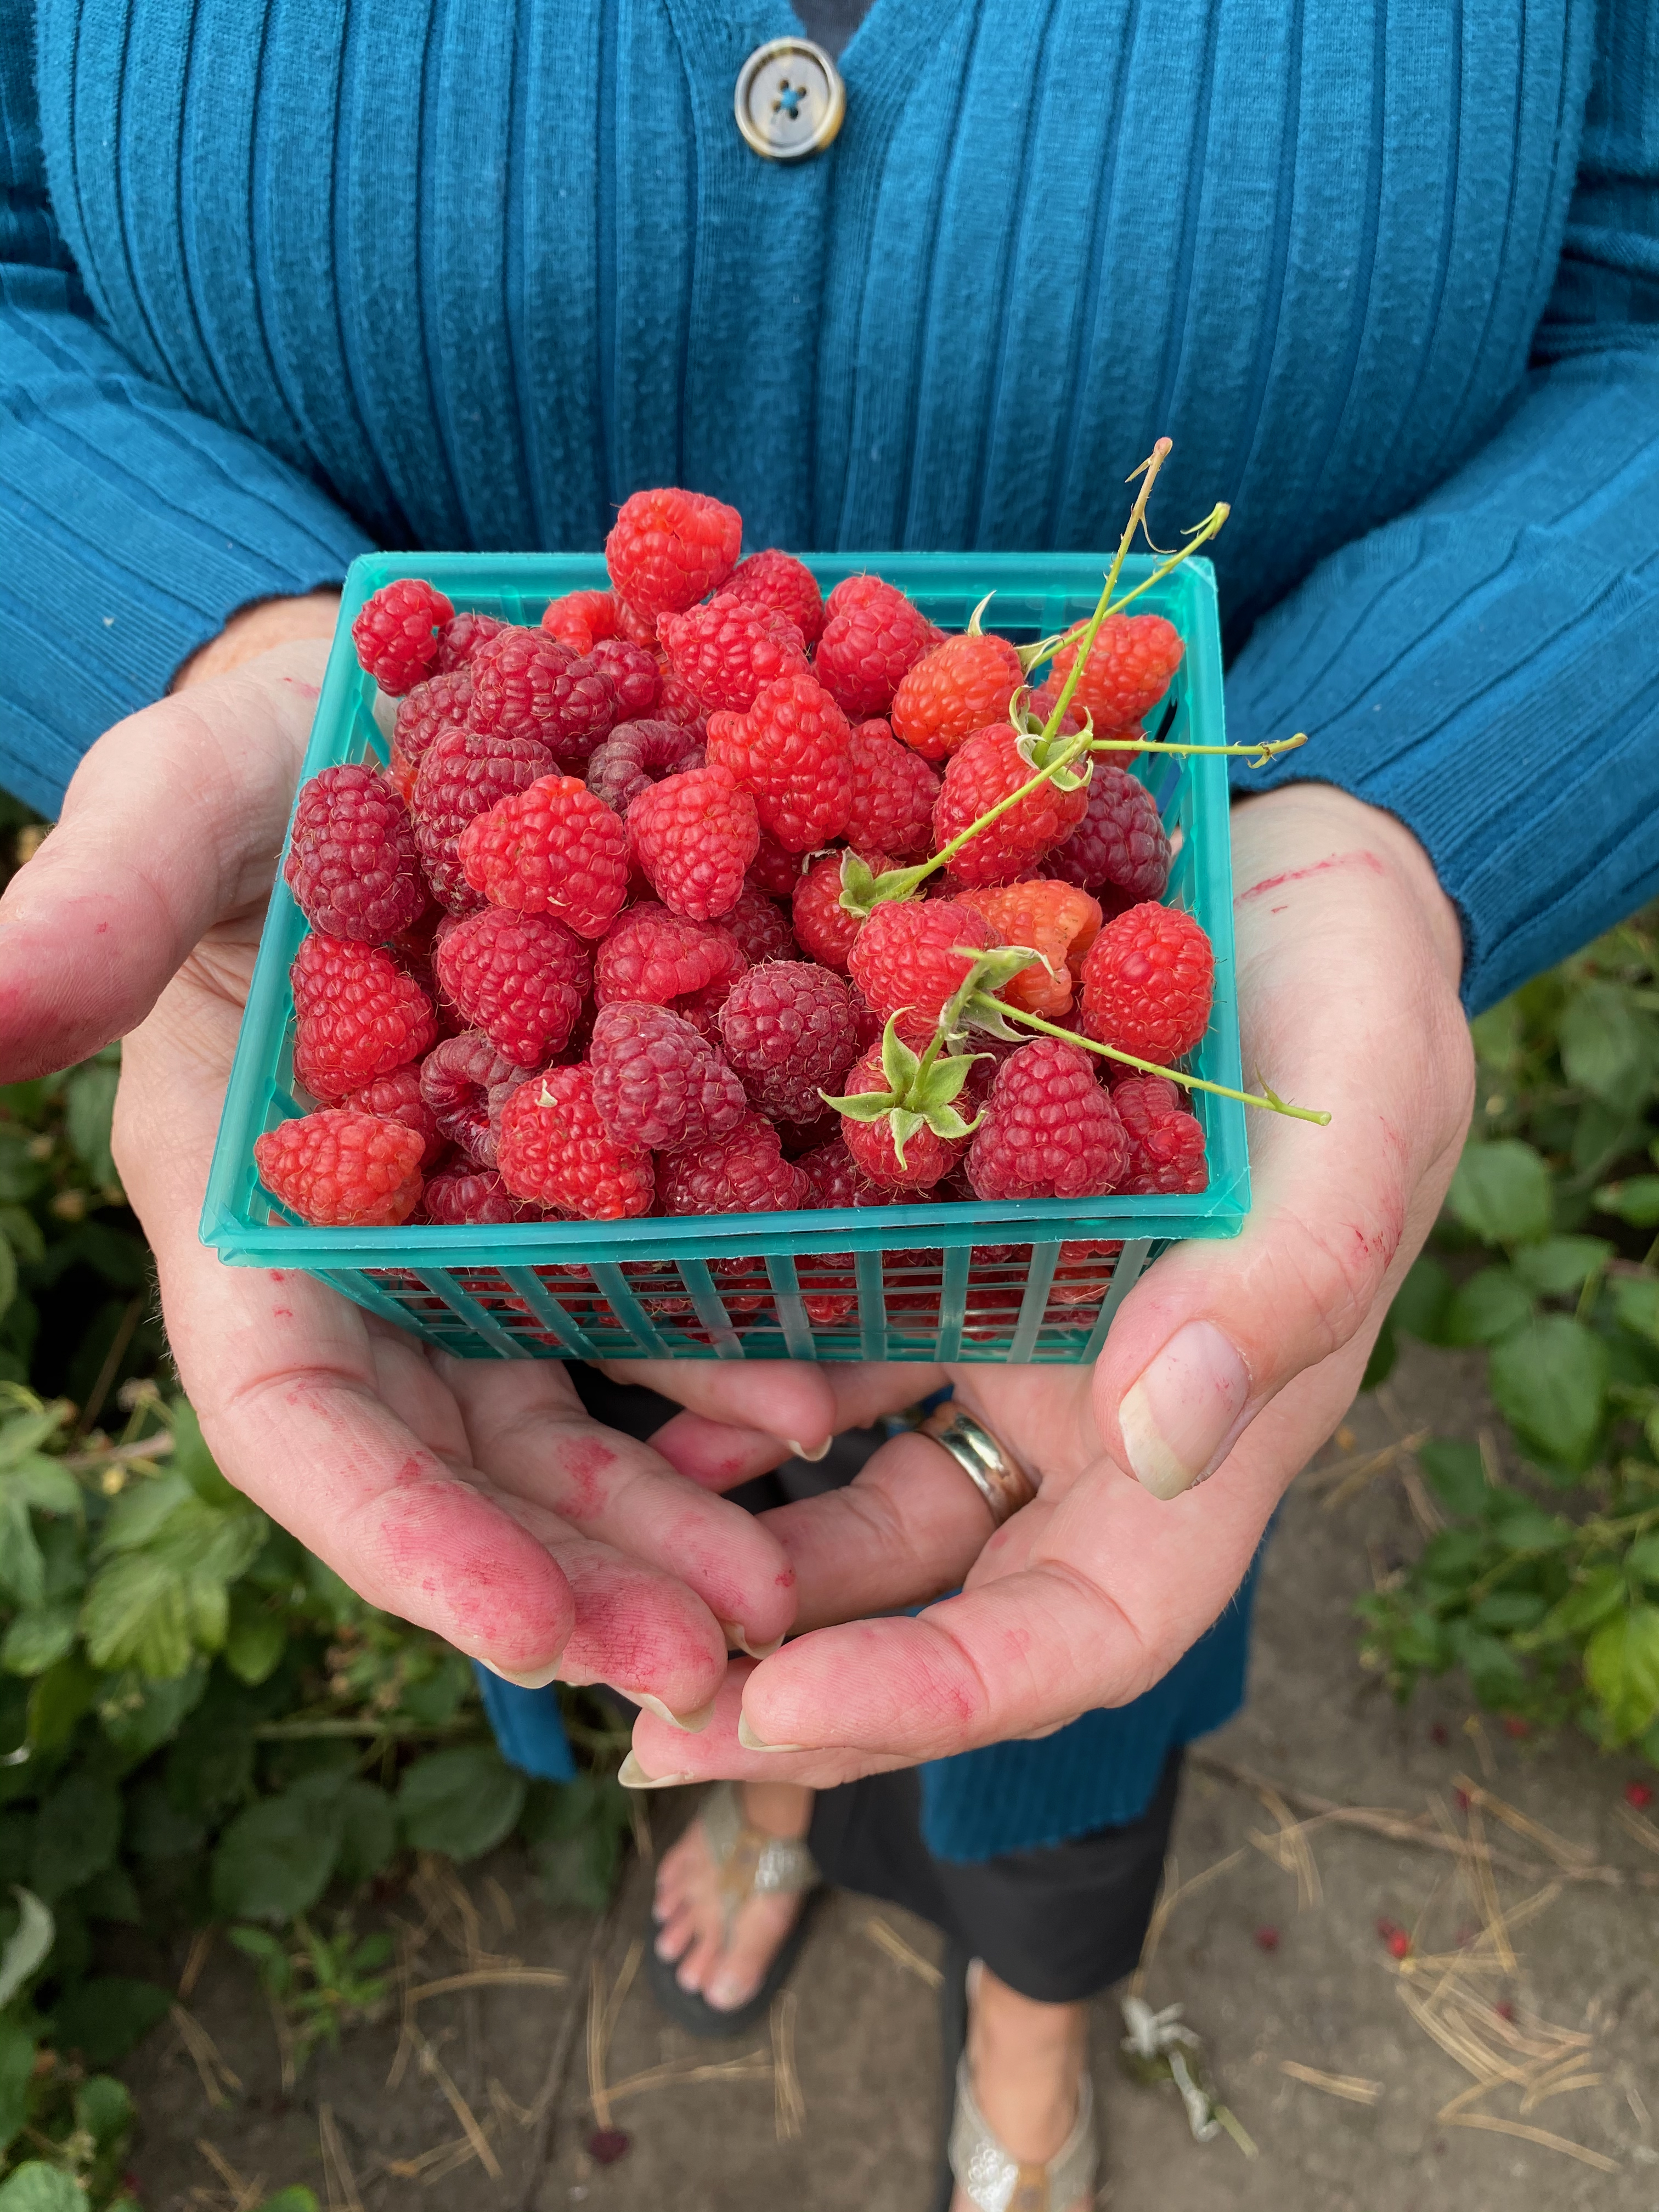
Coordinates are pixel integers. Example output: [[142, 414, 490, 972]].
[[673, 1925, 725, 1996]]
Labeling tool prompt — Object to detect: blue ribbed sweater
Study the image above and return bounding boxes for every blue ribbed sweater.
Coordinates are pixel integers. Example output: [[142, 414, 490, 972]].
[[3, 0, 1657, 1855]]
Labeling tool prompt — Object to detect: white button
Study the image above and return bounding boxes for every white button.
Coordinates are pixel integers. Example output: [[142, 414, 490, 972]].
[[735, 37, 847, 163]]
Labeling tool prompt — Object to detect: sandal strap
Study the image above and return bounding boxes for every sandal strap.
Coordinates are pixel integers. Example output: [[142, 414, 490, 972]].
[[949, 2053, 1097, 2212], [700, 1782, 820, 1917]]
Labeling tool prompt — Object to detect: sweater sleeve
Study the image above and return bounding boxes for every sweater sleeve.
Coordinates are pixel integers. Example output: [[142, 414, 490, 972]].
[[1226, 0, 1659, 1014], [0, 8, 372, 816]]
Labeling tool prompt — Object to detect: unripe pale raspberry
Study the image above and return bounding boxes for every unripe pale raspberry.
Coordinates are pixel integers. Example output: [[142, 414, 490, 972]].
[[890, 630, 1024, 760], [255, 1109, 425, 1226]]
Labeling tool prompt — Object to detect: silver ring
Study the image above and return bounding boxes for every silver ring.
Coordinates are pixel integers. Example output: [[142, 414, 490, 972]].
[[918, 1405, 1037, 1529]]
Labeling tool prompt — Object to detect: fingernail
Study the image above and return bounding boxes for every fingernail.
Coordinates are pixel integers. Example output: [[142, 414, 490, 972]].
[[477, 1656, 562, 1690], [719, 1621, 785, 1660], [787, 1437, 832, 1463], [618, 1751, 693, 1790], [737, 1711, 804, 1754], [635, 1692, 718, 1734], [1119, 1321, 1251, 1500]]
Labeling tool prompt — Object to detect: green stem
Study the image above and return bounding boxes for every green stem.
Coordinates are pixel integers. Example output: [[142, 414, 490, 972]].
[[1034, 442, 1173, 743], [1090, 732, 1309, 763], [967, 995, 1333, 1125]]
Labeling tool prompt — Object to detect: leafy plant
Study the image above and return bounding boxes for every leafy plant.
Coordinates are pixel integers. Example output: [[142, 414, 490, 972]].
[[1361, 910, 1659, 1761], [226, 1918, 393, 2078]]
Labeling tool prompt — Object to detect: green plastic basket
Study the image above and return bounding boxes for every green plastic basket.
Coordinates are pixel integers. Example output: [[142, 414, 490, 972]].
[[202, 550, 1248, 1364]]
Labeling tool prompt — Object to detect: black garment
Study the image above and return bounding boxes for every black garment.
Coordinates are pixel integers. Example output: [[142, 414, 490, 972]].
[[790, 0, 877, 59]]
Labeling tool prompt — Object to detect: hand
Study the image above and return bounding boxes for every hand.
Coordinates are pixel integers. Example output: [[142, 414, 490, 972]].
[[624, 782, 1476, 1786], [0, 620, 835, 1716]]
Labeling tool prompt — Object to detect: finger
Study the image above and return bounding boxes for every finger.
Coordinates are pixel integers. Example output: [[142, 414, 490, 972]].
[[591, 1357, 840, 1458], [0, 641, 325, 1079], [624, 1664, 910, 1792]]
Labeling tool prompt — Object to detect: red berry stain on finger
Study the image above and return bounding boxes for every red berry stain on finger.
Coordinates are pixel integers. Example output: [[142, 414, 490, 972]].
[[1237, 850, 1386, 904], [557, 1436, 616, 1518]]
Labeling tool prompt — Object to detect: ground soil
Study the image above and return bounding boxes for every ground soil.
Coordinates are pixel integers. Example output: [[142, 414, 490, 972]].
[[120, 1344, 1659, 2211]]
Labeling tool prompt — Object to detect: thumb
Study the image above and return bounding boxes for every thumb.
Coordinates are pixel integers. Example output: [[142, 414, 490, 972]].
[[0, 641, 328, 1079]]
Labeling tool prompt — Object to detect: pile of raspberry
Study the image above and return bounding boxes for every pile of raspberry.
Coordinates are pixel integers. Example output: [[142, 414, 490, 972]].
[[256, 487, 1211, 1260]]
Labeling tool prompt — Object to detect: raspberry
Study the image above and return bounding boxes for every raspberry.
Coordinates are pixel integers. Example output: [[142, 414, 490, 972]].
[[890, 629, 1024, 760], [586, 719, 706, 815], [290, 934, 437, 1100], [412, 724, 556, 912], [393, 669, 475, 775], [657, 672, 709, 733], [797, 1136, 891, 1209], [835, 1047, 964, 1192], [589, 1002, 747, 1152], [255, 1110, 425, 1226], [496, 1065, 654, 1219], [340, 1065, 447, 1170], [792, 850, 891, 974], [658, 594, 810, 714], [718, 961, 860, 1123], [594, 901, 747, 1017], [704, 674, 852, 853], [351, 578, 454, 696], [283, 764, 427, 943], [587, 636, 662, 718], [435, 907, 590, 1068], [468, 629, 617, 763], [951, 882, 1103, 1018], [725, 548, 826, 646], [419, 1031, 533, 1166], [1047, 763, 1171, 910], [1080, 903, 1214, 1064], [434, 610, 506, 673], [657, 1114, 814, 1216], [847, 898, 997, 1030], [748, 830, 803, 898], [458, 775, 629, 938], [422, 1164, 538, 1223], [1043, 614, 1183, 730], [605, 487, 742, 619], [627, 764, 758, 920], [966, 1040, 1128, 1201], [814, 576, 938, 719], [1113, 1074, 1208, 1193], [720, 885, 795, 967], [933, 724, 1090, 887], [843, 719, 939, 861], [540, 588, 623, 656]]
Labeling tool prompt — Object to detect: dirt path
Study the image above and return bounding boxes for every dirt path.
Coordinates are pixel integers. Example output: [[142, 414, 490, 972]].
[[123, 1345, 1659, 2210]]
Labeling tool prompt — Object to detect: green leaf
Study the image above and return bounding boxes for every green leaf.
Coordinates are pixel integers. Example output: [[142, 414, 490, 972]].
[[1540, 1566, 1628, 1641], [212, 1790, 343, 1922], [65, 1058, 120, 1184], [1510, 1236, 1613, 1297], [0, 1233, 16, 1326], [1613, 1277, 1659, 1347], [1472, 1590, 1549, 1632], [1584, 1602, 1659, 1743], [26, 1654, 97, 1751], [1448, 1621, 1528, 1706], [1559, 980, 1659, 1110], [96, 1663, 207, 1760], [170, 1401, 240, 1510], [1418, 1439, 1488, 1521], [397, 1746, 526, 1861], [50, 1976, 171, 2067], [0, 1498, 43, 1610], [95, 1472, 191, 1556], [1443, 1267, 1534, 1347], [0, 1887, 53, 2006], [1470, 999, 1523, 1074], [0, 2019, 36, 2156], [1595, 1175, 1659, 1228], [335, 1780, 398, 1887], [1389, 1256, 1453, 1344], [1626, 1533, 1659, 1587], [0, 1605, 77, 1678], [1446, 1139, 1553, 1246], [79, 1554, 192, 1679], [30, 1773, 120, 1902], [222, 1595, 286, 1688], [73, 2074, 133, 2149], [163, 1708, 254, 1819], [0, 2163, 85, 2212], [256, 2192, 321, 2212], [77, 1864, 140, 1925], [1358, 1315, 1397, 1391], [1485, 1500, 1572, 1554], [1488, 1316, 1610, 1470]]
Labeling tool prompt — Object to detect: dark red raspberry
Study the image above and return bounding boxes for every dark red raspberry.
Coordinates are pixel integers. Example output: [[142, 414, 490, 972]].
[[351, 578, 454, 696], [434, 610, 506, 674], [497, 1065, 654, 1218], [792, 850, 891, 974], [283, 764, 426, 943], [412, 724, 556, 912], [1047, 764, 1171, 910], [704, 674, 853, 854], [421, 1164, 538, 1223], [814, 576, 938, 719], [656, 672, 709, 733], [290, 934, 437, 1100], [834, 1048, 964, 1193], [419, 1032, 529, 1166], [540, 588, 623, 656], [951, 881, 1103, 1019], [256, 1109, 425, 1226], [589, 1001, 747, 1152], [628, 764, 758, 921], [797, 1136, 892, 1209], [847, 898, 997, 1030], [657, 1114, 814, 1216], [717, 961, 859, 1124], [720, 885, 795, 967], [933, 724, 1090, 887], [1080, 903, 1214, 1064], [340, 1065, 447, 1170], [1113, 1074, 1208, 1193], [468, 629, 617, 764], [725, 548, 825, 646], [890, 629, 1024, 760], [1043, 614, 1183, 730], [605, 487, 742, 619], [844, 719, 939, 860], [659, 594, 810, 714], [435, 907, 590, 1068], [458, 775, 630, 938], [586, 720, 706, 815], [747, 830, 803, 898], [847, 980, 885, 1054], [966, 1040, 1128, 1201], [594, 901, 747, 1017], [393, 669, 475, 776], [587, 636, 661, 718]]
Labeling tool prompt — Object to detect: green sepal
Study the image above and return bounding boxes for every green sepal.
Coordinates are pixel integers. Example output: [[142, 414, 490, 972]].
[[1013, 724, 1093, 788], [935, 946, 1045, 1047], [965, 591, 995, 638], [823, 1091, 904, 1126], [837, 849, 933, 918], [820, 1014, 988, 1165], [879, 1019, 922, 1097], [889, 1110, 925, 1167]]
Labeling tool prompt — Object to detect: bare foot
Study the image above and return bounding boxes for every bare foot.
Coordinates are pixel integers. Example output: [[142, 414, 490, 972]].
[[652, 1781, 815, 2013], [950, 1965, 1091, 2212]]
